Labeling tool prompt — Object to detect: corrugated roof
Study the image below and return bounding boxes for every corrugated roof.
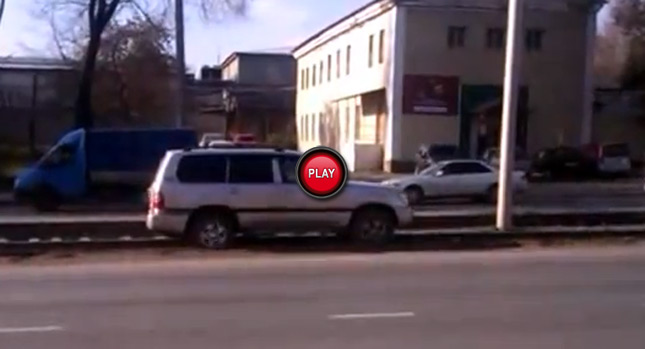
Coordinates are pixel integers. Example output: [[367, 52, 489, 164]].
[[220, 51, 294, 68], [0, 56, 77, 71]]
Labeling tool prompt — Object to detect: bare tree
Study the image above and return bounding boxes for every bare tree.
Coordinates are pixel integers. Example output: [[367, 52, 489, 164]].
[[595, 23, 627, 86], [612, 0, 645, 88], [93, 16, 177, 124], [37, 0, 249, 129]]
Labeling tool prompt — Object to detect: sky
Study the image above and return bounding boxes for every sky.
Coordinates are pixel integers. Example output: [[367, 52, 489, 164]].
[[1, 0, 613, 73], [0, 0, 367, 72]]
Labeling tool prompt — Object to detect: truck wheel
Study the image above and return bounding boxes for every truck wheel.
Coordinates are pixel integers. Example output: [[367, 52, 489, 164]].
[[186, 211, 235, 250], [486, 185, 498, 204], [349, 207, 395, 248], [33, 187, 61, 212]]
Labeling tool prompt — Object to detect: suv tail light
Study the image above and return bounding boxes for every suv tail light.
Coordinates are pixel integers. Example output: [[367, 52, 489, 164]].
[[148, 189, 165, 212]]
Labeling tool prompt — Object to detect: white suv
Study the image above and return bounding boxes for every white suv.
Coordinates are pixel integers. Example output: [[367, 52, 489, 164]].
[[146, 147, 413, 249]]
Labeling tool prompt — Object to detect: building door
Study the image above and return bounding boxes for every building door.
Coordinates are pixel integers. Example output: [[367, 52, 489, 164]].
[[460, 85, 529, 157]]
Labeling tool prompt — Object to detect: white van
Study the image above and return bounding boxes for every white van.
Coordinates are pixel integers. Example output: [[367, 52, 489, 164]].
[[596, 143, 631, 176]]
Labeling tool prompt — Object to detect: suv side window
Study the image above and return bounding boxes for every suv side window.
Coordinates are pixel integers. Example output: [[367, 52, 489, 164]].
[[229, 155, 275, 184], [176, 154, 227, 183], [278, 155, 300, 183]]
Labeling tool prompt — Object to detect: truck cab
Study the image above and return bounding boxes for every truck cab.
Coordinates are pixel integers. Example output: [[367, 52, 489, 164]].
[[14, 129, 87, 210], [14, 128, 198, 211]]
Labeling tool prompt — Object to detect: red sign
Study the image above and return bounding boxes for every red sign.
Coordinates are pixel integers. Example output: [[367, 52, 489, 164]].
[[402, 75, 460, 115]]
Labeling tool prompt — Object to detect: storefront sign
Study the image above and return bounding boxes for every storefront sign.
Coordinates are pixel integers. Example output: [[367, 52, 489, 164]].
[[402, 75, 459, 115]]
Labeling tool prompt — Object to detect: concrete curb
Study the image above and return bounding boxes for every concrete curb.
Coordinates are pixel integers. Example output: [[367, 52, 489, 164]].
[[1, 209, 645, 242]]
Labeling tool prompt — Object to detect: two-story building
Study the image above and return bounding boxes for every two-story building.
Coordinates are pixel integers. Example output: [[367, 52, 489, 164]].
[[293, 0, 604, 172], [220, 52, 297, 143]]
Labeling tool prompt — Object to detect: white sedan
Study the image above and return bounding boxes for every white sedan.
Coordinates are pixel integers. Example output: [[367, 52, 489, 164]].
[[382, 159, 528, 204]]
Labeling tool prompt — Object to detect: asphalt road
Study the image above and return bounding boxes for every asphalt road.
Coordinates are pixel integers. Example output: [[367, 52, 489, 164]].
[[1, 246, 645, 348]]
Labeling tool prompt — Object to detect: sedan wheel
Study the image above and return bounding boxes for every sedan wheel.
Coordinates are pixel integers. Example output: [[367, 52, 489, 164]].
[[404, 186, 424, 205], [486, 185, 498, 204]]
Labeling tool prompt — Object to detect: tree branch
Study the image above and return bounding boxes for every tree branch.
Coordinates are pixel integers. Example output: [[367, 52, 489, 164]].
[[88, 0, 98, 31]]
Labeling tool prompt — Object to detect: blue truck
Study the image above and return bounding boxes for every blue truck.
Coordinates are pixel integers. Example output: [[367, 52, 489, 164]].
[[14, 128, 197, 211]]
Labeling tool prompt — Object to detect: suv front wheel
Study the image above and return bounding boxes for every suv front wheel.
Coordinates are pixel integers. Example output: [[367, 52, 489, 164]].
[[349, 207, 395, 247], [186, 211, 235, 249]]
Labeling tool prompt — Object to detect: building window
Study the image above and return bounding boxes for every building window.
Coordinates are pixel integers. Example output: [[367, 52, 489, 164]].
[[327, 55, 332, 81], [378, 29, 385, 64], [526, 28, 544, 51], [486, 27, 505, 49], [303, 114, 308, 140], [319, 61, 324, 84], [354, 104, 361, 139], [344, 105, 350, 141], [311, 113, 316, 141], [368, 34, 374, 67], [305, 68, 309, 89], [336, 50, 341, 78], [447, 26, 466, 48], [300, 70, 304, 90], [312, 65, 316, 87], [318, 112, 323, 142], [346, 45, 351, 75]]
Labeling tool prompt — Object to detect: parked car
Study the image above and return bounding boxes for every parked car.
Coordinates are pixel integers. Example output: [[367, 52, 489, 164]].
[[528, 146, 598, 181], [232, 133, 256, 144], [383, 159, 528, 205], [207, 140, 236, 148], [415, 143, 461, 174], [14, 128, 197, 211], [482, 147, 531, 172], [584, 142, 632, 177], [198, 132, 226, 147], [146, 146, 413, 249]]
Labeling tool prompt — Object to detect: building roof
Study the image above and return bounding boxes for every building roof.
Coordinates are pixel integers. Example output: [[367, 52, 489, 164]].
[[220, 51, 294, 69], [0, 56, 76, 71], [291, 0, 605, 57], [291, 0, 383, 55]]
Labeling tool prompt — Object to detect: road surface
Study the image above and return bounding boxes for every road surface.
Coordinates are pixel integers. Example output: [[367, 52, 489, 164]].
[[1, 245, 645, 348]]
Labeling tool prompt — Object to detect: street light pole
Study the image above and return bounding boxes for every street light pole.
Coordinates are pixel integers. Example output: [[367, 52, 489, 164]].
[[174, 0, 186, 128], [496, 0, 525, 231]]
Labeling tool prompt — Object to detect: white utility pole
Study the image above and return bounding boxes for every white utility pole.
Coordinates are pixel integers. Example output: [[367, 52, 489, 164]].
[[174, 0, 186, 127], [0, 0, 6, 29], [496, 0, 525, 231]]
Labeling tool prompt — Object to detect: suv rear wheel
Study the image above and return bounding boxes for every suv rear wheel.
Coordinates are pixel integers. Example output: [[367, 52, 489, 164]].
[[187, 211, 235, 249], [349, 207, 395, 247]]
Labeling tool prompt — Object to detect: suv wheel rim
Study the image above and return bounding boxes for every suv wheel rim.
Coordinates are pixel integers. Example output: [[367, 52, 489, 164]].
[[359, 218, 387, 241], [199, 222, 228, 248]]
